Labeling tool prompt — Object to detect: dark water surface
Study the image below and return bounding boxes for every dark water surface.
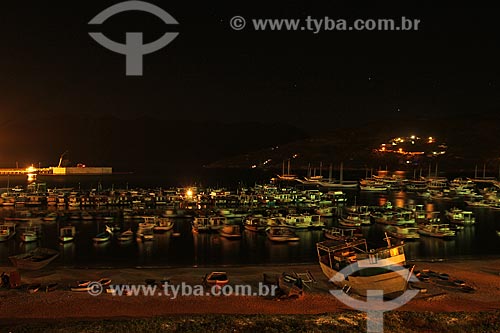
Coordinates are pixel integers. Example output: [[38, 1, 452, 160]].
[[0, 173, 499, 268]]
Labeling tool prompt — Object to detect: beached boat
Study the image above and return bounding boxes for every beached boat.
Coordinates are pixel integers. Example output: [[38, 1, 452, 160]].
[[418, 224, 456, 239], [266, 227, 300, 242], [219, 224, 242, 239], [0, 223, 16, 242], [9, 247, 59, 270], [316, 238, 411, 296], [59, 226, 76, 243], [203, 271, 229, 286]]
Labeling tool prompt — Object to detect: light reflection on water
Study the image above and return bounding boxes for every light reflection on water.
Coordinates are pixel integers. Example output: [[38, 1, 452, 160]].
[[0, 191, 499, 268]]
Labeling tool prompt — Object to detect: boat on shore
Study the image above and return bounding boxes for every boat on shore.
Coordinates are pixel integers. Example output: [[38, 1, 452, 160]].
[[9, 247, 59, 270], [316, 237, 411, 296], [266, 227, 300, 242]]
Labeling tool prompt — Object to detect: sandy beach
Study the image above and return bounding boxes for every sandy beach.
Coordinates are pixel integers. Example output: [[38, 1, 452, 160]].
[[1, 257, 499, 328]]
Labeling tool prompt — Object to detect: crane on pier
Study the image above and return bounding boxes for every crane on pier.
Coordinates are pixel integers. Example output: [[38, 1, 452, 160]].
[[58, 151, 69, 168]]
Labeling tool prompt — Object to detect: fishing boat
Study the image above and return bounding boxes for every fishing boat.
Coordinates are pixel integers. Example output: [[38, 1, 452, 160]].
[[93, 226, 112, 243], [244, 216, 267, 232], [117, 229, 134, 242], [445, 208, 475, 225], [284, 214, 313, 229], [192, 217, 211, 233], [59, 226, 76, 243], [9, 247, 59, 270], [266, 227, 300, 242], [153, 217, 174, 232], [385, 225, 420, 240], [417, 224, 456, 239], [339, 211, 371, 226], [316, 237, 411, 296], [0, 223, 16, 242], [219, 224, 242, 239]]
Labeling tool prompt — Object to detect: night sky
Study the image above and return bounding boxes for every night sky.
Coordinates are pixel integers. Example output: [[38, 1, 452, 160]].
[[0, 3, 499, 168]]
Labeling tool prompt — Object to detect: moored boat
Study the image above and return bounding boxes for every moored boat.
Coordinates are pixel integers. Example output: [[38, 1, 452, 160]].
[[418, 224, 456, 239], [219, 224, 242, 239], [0, 223, 16, 242], [266, 227, 299, 242], [59, 226, 76, 243]]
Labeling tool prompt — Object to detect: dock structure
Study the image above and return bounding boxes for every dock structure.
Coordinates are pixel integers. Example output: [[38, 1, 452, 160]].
[[0, 166, 112, 176]]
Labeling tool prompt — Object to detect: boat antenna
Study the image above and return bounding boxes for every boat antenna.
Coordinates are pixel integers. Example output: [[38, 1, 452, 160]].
[[383, 232, 392, 248]]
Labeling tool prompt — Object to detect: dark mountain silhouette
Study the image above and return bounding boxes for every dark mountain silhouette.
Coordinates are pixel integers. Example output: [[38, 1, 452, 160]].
[[0, 114, 308, 173], [207, 111, 500, 174]]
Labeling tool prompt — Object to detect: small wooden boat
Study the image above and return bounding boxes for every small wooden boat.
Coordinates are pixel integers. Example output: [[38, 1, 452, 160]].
[[45, 283, 58, 292], [28, 283, 42, 294], [153, 218, 174, 232], [266, 227, 299, 242], [137, 228, 154, 241], [20, 225, 40, 243], [117, 229, 134, 242], [0, 223, 16, 242], [9, 248, 59, 270], [418, 224, 456, 239], [323, 227, 356, 241], [59, 226, 76, 243], [219, 224, 242, 239], [244, 216, 267, 232], [93, 226, 112, 243], [203, 271, 229, 286], [70, 285, 91, 292], [42, 212, 58, 222]]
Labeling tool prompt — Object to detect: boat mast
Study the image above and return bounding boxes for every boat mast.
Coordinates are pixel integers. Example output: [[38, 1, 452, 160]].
[[340, 162, 343, 184], [383, 232, 392, 248]]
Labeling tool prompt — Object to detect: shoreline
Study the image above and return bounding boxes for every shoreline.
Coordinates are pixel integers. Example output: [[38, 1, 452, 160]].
[[0, 258, 499, 326]]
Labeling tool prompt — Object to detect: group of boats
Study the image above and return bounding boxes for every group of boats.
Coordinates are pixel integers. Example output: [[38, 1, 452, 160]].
[[334, 204, 477, 240]]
